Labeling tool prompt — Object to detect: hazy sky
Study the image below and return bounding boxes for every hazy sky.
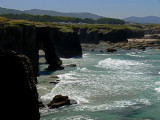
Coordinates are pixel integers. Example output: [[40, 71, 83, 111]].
[[0, 0, 160, 19]]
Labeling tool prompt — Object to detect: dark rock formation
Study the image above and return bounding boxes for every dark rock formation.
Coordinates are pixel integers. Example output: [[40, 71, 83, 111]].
[[78, 28, 99, 44], [0, 23, 64, 75], [75, 28, 144, 44], [47, 95, 77, 109], [0, 50, 40, 120], [53, 29, 82, 58], [0, 24, 39, 76], [37, 26, 64, 70], [106, 48, 117, 53], [64, 64, 77, 67], [99, 29, 144, 43], [39, 101, 45, 109]]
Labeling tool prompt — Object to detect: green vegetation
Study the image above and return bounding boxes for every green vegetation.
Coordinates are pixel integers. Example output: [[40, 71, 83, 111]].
[[0, 13, 125, 25], [1, 16, 156, 34], [0, 17, 9, 22]]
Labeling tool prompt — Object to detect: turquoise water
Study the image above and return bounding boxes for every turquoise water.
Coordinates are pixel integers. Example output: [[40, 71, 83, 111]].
[[38, 48, 160, 120]]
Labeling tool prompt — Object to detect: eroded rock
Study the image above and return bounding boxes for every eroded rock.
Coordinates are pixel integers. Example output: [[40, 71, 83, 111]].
[[47, 95, 77, 109]]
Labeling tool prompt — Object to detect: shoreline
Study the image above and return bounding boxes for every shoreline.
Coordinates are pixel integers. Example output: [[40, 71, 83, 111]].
[[81, 39, 160, 52]]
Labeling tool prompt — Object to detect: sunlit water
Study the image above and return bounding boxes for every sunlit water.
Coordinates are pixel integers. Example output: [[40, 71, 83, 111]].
[[38, 48, 160, 120]]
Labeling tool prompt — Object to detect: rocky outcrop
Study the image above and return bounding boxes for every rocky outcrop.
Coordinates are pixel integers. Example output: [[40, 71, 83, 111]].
[[37, 26, 64, 70], [99, 29, 144, 43], [47, 95, 77, 109], [78, 28, 99, 44], [74, 28, 144, 44], [0, 23, 64, 75], [53, 29, 82, 58], [0, 24, 39, 75], [0, 50, 40, 120], [145, 26, 160, 34]]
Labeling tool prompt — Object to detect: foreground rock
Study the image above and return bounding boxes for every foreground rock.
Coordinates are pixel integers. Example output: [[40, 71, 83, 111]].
[[0, 50, 40, 120], [47, 95, 77, 109]]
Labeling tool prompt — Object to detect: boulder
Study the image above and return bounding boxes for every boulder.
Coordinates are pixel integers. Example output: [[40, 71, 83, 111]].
[[47, 95, 77, 109]]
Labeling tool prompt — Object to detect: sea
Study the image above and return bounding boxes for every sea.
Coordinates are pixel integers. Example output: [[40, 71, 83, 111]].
[[37, 48, 160, 120]]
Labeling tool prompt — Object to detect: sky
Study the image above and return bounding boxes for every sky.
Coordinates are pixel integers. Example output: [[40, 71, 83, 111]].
[[0, 0, 160, 19]]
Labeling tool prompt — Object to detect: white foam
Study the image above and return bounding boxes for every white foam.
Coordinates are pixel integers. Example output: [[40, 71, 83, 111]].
[[51, 115, 94, 120], [158, 72, 160, 75], [77, 67, 91, 73], [82, 53, 90, 58], [155, 81, 160, 85], [96, 58, 145, 70], [155, 81, 160, 92], [155, 88, 160, 92], [74, 98, 150, 112], [95, 54, 108, 56], [57, 72, 77, 80], [37, 86, 48, 90], [126, 52, 144, 57]]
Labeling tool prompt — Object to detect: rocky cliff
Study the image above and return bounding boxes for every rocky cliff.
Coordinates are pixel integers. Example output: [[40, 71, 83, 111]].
[[0, 20, 146, 75], [0, 22, 64, 75], [53, 29, 82, 58], [78, 28, 99, 44], [72, 27, 145, 44], [98, 28, 144, 43], [0, 50, 40, 120]]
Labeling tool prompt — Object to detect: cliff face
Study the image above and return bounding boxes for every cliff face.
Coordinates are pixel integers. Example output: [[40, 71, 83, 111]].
[[53, 29, 82, 58], [99, 29, 144, 43], [78, 28, 99, 44], [75, 28, 144, 44], [0, 50, 40, 120], [37, 26, 64, 70], [0, 23, 64, 75]]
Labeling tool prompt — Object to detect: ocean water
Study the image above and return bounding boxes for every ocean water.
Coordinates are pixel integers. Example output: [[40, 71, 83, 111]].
[[38, 48, 160, 120]]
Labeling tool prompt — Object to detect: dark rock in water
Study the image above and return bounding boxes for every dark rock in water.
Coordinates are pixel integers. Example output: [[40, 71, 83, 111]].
[[45, 65, 64, 71], [49, 80, 60, 84], [37, 27, 64, 71], [106, 48, 117, 53], [64, 64, 77, 67], [0, 50, 40, 120], [47, 95, 77, 109], [137, 46, 146, 50], [39, 101, 45, 108], [100, 50, 104, 53]]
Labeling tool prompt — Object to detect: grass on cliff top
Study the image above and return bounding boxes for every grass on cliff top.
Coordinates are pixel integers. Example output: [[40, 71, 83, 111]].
[[51, 23, 144, 32], [1, 17, 157, 32], [7, 20, 35, 26], [0, 17, 9, 22]]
